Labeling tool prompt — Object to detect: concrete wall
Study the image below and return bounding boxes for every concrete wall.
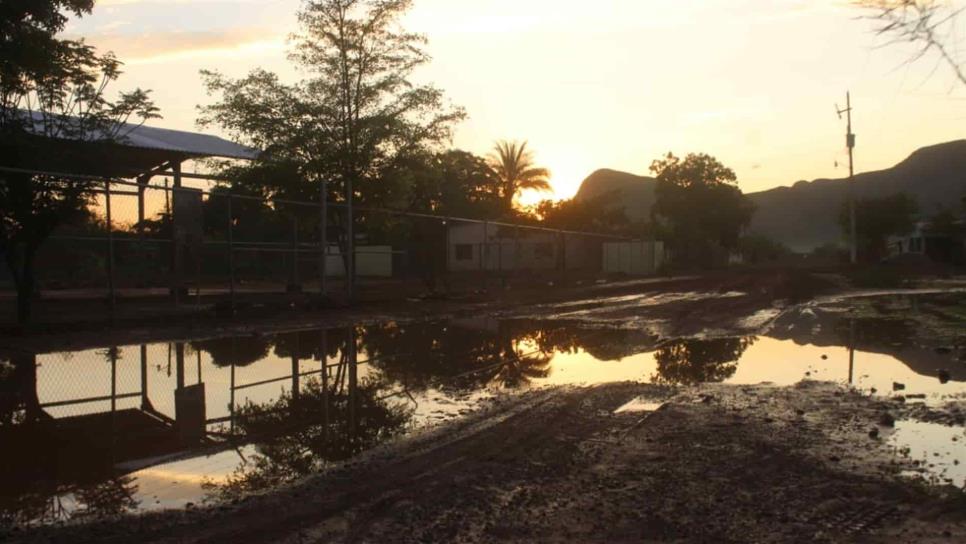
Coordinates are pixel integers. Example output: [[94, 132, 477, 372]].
[[324, 245, 393, 277], [602, 241, 665, 276]]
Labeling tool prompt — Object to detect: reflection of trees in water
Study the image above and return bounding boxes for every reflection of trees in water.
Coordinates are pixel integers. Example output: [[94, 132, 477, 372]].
[[360, 320, 617, 390], [68, 476, 139, 521], [833, 317, 913, 351], [190, 329, 352, 368], [1, 476, 138, 528], [207, 377, 411, 501], [0, 354, 43, 427], [0, 464, 139, 528], [190, 335, 273, 367], [651, 337, 755, 385]]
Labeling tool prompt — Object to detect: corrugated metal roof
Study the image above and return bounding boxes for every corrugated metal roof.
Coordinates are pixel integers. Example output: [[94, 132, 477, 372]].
[[23, 111, 259, 160]]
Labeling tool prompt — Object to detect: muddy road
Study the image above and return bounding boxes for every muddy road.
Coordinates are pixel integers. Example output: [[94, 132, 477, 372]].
[[3, 269, 966, 543], [9, 382, 965, 544]]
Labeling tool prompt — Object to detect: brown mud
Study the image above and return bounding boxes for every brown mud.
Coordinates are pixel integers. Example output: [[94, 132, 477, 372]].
[[0, 268, 831, 355], [4, 269, 966, 543], [7, 382, 965, 543]]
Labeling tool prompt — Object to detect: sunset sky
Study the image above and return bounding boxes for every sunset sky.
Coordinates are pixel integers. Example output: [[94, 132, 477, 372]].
[[68, 0, 966, 201]]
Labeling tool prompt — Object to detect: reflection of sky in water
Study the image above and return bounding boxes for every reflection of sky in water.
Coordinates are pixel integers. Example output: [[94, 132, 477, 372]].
[[530, 337, 964, 403], [889, 420, 966, 488], [19, 323, 966, 522]]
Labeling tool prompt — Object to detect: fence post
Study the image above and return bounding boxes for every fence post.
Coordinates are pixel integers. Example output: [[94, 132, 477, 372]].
[[320, 328, 329, 440], [480, 220, 486, 287], [319, 179, 327, 296], [346, 178, 354, 300], [230, 337, 236, 435], [443, 218, 450, 292], [291, 333, 300, 399], [289, 215, 301, 293], [499, 225, 504, 287], [348, 326, 358, 443], [560, 229, 567, 284], [137, 177, 147, 284], [227, 192, 235, 312], [104, 180, 116, 318], [140, 344, 148, 409]]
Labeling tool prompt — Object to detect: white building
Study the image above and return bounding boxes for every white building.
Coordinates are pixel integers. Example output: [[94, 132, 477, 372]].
[[446, 223, 601, 273]]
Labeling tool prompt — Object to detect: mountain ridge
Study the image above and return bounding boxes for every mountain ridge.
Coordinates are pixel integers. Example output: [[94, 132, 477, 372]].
[[573, 140, 966, 252]]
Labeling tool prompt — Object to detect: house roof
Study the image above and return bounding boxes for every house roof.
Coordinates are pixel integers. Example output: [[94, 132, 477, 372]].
[[24, 110, 258, 161]]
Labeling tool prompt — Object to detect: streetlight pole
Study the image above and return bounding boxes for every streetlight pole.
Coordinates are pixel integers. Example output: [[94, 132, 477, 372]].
[[837, 92, 857, 264]]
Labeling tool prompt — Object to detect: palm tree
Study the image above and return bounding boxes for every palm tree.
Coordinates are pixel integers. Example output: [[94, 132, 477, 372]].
[[487, 140, 552, 212]]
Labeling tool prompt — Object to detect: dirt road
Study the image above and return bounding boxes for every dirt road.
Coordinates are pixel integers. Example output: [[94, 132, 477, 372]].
[[10, 381, 964, 544]]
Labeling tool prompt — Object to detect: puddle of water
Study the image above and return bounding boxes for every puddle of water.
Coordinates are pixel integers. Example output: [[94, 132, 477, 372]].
[[889, 420, 966, 488], [2, 298, 965, 527], [614, 397, 664, 414]]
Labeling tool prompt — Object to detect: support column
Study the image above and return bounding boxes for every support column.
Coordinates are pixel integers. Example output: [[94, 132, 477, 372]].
[[105, 180, 116, 317], [140, 344, 149, 410], [170, 161, 183, 305]]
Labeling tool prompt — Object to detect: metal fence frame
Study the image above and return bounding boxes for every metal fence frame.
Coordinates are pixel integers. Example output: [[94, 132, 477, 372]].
[[0, 165, 632, 318]]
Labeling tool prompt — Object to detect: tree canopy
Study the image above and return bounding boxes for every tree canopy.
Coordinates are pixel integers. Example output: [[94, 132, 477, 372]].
[[650, 152, 755, 268], [199, 0, 465, 211], [0, 0, 158, 326], [839, 193, 918, 262], [487, 140, 552, 213]]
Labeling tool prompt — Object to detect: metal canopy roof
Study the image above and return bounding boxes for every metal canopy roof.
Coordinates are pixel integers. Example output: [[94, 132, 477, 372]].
[[24, 110, 259, 161]]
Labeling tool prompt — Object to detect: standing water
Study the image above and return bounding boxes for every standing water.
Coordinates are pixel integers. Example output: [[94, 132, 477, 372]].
[[1, 308, 964, 527]]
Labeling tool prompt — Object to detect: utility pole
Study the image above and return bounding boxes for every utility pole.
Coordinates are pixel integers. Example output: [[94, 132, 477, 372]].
[[837, 92, 857, 264]]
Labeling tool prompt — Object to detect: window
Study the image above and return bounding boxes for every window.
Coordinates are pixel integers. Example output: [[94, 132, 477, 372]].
[[455, 244, 474, 261]]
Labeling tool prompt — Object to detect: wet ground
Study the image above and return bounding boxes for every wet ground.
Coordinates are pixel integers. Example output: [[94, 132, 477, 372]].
[[2, 278, 966, 541]]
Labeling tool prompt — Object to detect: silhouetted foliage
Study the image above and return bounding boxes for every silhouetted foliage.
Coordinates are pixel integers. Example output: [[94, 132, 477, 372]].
[[488, 140, 552, 212], [534, 193, 636, 235], [191, 335, 273, 367], [403, 150, 503, 218], [199, 0, 465, 269], [0, 0, 158, 325], [206, 377, 411, 500], [738, 235, 793, 265], [839, 193, 918, 262], [651, 337, 755, 385], [854, 1, 966, 87], [650, 153, 755, 269]]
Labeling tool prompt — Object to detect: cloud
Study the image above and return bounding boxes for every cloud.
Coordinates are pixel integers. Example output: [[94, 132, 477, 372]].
[[75, 27, 286, 64]]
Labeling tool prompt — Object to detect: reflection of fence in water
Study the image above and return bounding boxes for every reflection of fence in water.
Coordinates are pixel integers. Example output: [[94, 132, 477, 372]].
[[34, 339, 359, 431]]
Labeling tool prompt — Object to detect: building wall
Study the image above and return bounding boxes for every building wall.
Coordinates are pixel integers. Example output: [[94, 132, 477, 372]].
[[602, 241, 665, 276], [324, 245, 393, 277], [446, 223, 600, 272]]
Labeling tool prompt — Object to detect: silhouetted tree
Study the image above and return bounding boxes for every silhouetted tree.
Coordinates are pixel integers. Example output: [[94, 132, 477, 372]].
[[403, 150, 503, 218], [650, 152, 755, 269], [652, 337, 755, 385], [0, 0, 158, 325], [854, 1, 966, 87], [206, 377, 411, 500], [488, 140, 552, 212], [534, 192, 635, 235], [200, 0, 465, 273], [838, 193, 918, 262], [738, 234, 793, 265], [191, 335, 273, 367]]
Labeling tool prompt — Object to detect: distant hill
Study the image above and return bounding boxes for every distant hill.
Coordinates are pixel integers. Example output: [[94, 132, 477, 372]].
[[574, 141, 966, 252], [573, 169, 657, 222]]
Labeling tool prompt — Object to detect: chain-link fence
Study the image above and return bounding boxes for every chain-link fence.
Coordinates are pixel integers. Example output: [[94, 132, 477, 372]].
[[0, 168, 642, 325]]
